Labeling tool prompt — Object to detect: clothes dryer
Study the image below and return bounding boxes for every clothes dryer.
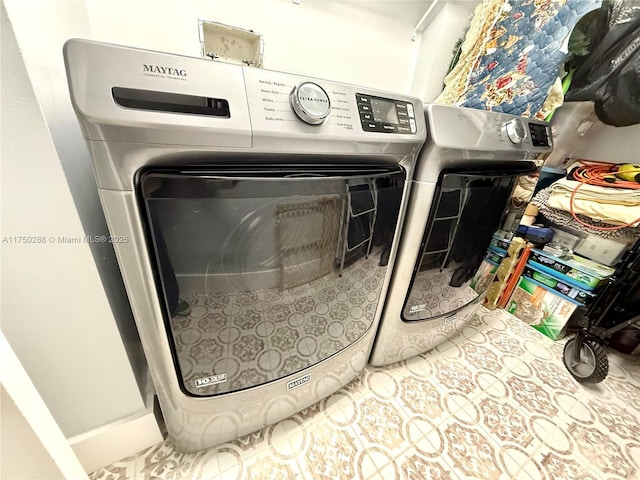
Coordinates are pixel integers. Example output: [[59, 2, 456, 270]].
[[370, 104, 552, 366]]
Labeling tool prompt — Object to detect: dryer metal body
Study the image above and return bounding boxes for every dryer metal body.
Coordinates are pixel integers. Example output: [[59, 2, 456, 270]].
[[370, 104, 552, 366]]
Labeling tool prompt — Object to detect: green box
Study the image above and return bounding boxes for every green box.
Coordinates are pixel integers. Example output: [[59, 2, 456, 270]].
[[522, 265, 592, 306], [506, 277, 578, 340], [529, 248, 614, 291]]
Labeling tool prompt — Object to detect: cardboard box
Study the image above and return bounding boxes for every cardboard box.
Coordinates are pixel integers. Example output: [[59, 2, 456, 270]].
[[506, 277, 578, 340]]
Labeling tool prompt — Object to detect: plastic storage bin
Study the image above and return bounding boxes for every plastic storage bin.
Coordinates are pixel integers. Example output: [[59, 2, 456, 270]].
[[528, 248, 614, 291]]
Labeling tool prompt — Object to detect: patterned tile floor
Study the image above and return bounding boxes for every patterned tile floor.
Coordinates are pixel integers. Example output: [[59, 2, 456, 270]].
[[91, 307, 640, 480]]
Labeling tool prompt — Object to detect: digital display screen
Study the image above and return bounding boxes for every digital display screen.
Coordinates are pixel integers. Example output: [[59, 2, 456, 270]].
[[371, 98, 399, 124], [529, 123, 549, 147]]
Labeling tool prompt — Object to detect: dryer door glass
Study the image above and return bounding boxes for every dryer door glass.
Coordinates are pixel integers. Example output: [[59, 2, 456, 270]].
[[402, 166, 536, 322], [140, 166, 405, 396]]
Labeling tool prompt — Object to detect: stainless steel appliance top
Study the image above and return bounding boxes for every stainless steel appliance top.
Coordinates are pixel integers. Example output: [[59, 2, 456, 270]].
[[63, 39, 427, 191], [412, 104, 553, 182]]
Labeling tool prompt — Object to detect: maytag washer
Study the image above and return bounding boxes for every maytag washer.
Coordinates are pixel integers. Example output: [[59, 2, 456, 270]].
[[370, 104, 552, 366], [64, 39, 425, 452]]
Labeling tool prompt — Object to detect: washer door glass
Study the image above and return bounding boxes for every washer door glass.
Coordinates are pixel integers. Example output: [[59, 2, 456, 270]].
[[140, 166, 405, 396], [402, 166, 536, 322]]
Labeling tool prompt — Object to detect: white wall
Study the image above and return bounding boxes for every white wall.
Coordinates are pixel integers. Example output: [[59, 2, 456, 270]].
[[2, 0, 148, 393], [1, 1, 147, 438], [85, 0, 421, 93], [544, 101, 640, 167], [410, 0, 479, 102], [1, 389, 66, 480], [1, 333, 88, 480], [572, 122, 640, 165]]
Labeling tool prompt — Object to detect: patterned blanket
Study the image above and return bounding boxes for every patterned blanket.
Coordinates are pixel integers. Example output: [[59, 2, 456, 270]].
[[436, 0, 602, 119]]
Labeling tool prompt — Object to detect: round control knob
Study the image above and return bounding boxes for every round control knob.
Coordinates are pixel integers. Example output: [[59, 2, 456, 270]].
[[290, 82, 331, 125], [504, 118, 527, 144]]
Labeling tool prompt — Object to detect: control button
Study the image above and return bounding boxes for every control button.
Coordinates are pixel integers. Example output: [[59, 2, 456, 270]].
[[360, 112, 373, 121], [356, 94, 371, 105], [396, 103, 407, 112], [409, 118, 417, 133], [362, 122, 381, 132], [397, 125, 411, 134], [398, 118, 409, 125], [381, 123, 397, 133], [406, 103, 415, 118], [504, 118, 527, 144], [359, 104, 371, 113], [290, 82, 331, 125]]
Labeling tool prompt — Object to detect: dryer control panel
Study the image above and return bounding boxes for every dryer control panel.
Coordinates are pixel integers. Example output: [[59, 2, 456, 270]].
[[426, 104, 553, 153], [356, 94, 417, 134], [528, 122, 551, 147]]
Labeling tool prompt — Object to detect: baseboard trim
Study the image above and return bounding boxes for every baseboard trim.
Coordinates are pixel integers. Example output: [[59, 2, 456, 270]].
[[68, 402, 163, 474]]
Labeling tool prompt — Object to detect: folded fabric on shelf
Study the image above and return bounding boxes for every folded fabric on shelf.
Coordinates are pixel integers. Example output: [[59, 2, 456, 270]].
[[531, 187, 639, 239], [545, 177, 640, 226], [546, 194, 640, 226], [549, 177, 640, 205]]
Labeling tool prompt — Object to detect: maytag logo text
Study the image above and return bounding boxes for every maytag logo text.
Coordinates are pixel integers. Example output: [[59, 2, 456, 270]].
[[143, 64, 187, 79]]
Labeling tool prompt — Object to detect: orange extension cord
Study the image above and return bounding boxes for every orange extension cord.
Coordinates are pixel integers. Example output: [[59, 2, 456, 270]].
[[569, 160, 640, 231]]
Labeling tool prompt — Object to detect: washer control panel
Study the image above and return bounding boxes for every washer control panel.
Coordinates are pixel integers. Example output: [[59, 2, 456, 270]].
[[240, 66, 425, 139], [356, 93, 417, 134]]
